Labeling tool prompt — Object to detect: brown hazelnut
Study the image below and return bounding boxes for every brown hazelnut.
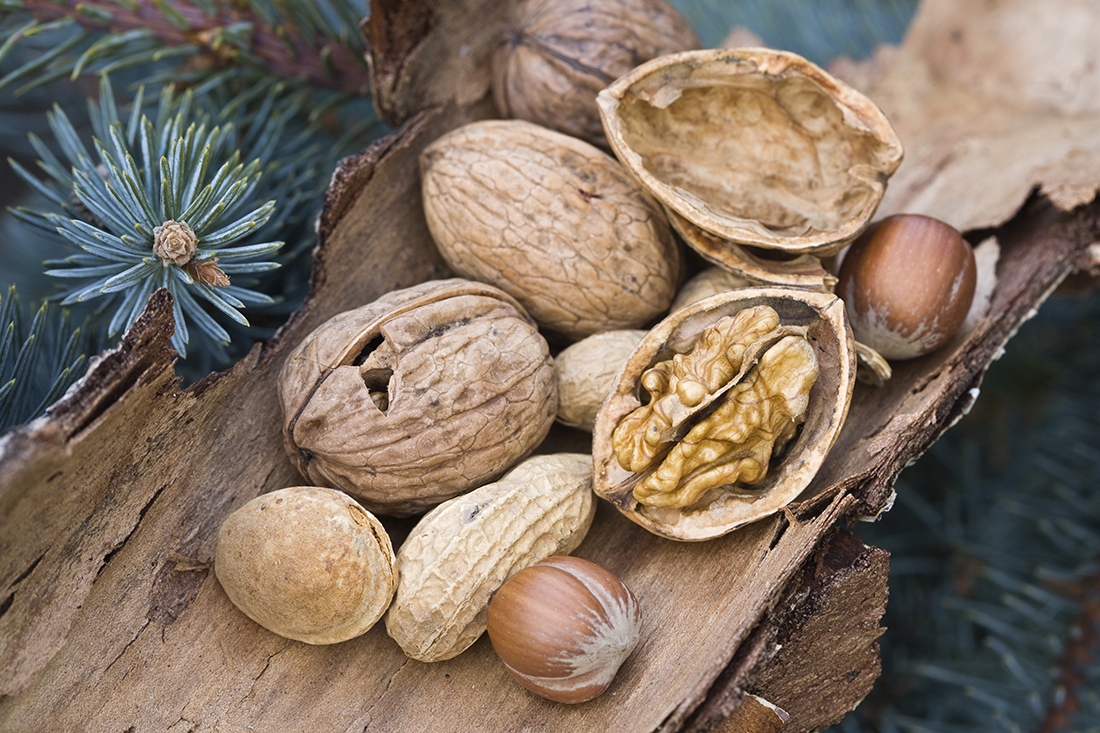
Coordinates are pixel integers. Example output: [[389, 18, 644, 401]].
[[837, 214, 977, 360], [486, 556, 642, 703], [214, 486, 398, 644]]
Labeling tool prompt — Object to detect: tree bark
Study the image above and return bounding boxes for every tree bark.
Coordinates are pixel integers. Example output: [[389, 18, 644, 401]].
[[1, 1, 1098, 730]]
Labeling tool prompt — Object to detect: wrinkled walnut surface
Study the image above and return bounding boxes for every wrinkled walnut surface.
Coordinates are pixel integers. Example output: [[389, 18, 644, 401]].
[[598, 48, 904, 254], [278, 279, 557, 516], [593, 287, 854, 541], [492, 0, 699, 147], [214, 487, 398, 645], [385, 453, 595, 662], [420, 119, 681, 342]]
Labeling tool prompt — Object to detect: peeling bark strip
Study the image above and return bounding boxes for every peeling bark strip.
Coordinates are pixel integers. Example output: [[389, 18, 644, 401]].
[[0, 289, 178, 696], [1, 0, 1099, 730], [748, 530, 890, 733]]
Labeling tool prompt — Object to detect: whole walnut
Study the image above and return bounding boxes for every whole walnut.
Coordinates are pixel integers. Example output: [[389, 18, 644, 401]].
[[492, 0, 699, 147], [278, 279, 557, 517], [420, 119, 681, 343]]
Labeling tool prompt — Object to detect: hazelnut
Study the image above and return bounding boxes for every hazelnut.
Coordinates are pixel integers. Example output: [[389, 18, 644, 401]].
[[486, 555, 642, 704], [214, 486, 398, 644], [837, 214, 977, 360]]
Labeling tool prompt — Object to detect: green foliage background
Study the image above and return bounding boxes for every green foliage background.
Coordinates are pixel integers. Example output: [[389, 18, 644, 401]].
[[1, 1, 1098, 731]]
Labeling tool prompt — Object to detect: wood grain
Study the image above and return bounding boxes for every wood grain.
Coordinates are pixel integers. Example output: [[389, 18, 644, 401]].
[[1, 1, 1098, 730]]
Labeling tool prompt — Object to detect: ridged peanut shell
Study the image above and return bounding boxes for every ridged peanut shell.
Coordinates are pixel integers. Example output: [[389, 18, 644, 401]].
[[384, 453, 596, 662], [669, 265, 753, 313], [278, 279, 556, 517], [592, 288, 855, 541], [420, 119, 681, 342], [597, 48, 904, 256], [492, 0, 699, 147], [555, 329, 647, 431], [214, 487, 397, 644]]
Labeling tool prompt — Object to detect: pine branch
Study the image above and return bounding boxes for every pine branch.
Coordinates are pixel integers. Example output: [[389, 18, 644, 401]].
[[4, 0, 370, 94], [1037, 570, 1100, 732], [0, 284, 94, 431], [11, 74, 286, 360]]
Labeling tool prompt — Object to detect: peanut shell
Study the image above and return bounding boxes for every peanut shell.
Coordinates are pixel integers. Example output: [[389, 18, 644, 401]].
[[555, 329, 647, 431], [384, 453, 595, 662]]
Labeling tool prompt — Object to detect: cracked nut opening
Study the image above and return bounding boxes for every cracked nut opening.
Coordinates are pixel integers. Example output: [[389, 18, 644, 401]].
[[592, 287, 855, 540]]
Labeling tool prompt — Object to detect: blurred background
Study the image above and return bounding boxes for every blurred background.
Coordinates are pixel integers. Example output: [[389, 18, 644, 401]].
[[1, 1, 1097, 730]]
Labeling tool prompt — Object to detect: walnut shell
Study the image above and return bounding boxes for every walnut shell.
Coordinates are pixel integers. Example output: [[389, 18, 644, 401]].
[[592, 287, 855, 541], [420, 119, 682, 342], [668, 209, 839, 293], [384, 453, 595, 662], [597, 48, 904, 257], [492, 0, 699, 147], [278, 279, 557, 517], [214, 487, 398, 644]]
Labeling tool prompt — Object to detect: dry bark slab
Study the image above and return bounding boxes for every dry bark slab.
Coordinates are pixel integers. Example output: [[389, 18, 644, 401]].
[[1, 0, 1099, 731]]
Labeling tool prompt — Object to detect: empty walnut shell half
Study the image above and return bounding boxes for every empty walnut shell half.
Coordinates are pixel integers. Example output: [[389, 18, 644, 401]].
[[278, 278, 557, 517], [592, 287, 855, 541], [597, 48, 904, 257]]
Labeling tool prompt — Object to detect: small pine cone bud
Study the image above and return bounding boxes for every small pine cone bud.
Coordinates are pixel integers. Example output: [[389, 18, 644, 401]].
[[186, 258, 230, 287], [154, 220, 198, 266]]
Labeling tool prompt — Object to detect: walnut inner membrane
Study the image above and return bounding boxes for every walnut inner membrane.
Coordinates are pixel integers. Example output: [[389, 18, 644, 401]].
[[350, 332, 397, 414], [611, 305, 819, 509], [617, 72, 888, 238]]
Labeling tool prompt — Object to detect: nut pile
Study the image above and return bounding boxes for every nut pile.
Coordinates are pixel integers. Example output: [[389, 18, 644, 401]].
[[212, 0, 985, 708]]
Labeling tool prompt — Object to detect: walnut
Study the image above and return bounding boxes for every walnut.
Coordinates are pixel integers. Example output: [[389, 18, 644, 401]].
[[592, 287, 855, 541], [597, 48, 904, 259], [278, 279, 557, 517], [668, 210, 840, 294], [491, 0, 699, 147], [420, 119, 681, 343], [628, 335, 818, 509]]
